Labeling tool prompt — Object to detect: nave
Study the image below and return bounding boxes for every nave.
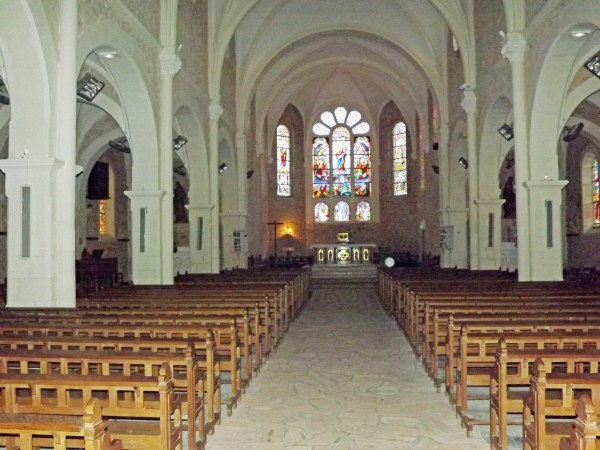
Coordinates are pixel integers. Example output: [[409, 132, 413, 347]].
[[206, 285, 489, 450]]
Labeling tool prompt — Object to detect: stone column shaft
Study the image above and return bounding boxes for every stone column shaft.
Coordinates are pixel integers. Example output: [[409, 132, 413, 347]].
[[209, 100, 223, 273], [502, 32, 531, 280], [53, 0, 78, 306]]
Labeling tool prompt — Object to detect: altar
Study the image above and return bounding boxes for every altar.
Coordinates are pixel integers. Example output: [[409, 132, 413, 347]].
[[312, 243, 377, 265]]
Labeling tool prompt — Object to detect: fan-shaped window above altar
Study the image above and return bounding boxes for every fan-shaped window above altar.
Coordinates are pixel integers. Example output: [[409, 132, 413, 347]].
[[276, 125, 290, 196], [311, 107, 372, 222], [393, 121, 408, 196]]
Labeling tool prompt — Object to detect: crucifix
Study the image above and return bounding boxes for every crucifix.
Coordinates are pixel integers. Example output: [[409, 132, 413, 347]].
[[267, 221, 283, 258]]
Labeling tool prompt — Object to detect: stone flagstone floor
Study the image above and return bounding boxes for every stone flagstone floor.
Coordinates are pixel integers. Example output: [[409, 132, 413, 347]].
[[205, 285, 490, 450]]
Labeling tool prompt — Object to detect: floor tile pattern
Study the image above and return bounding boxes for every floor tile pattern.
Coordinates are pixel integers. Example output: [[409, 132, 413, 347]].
[[206, 286, 490, 449]]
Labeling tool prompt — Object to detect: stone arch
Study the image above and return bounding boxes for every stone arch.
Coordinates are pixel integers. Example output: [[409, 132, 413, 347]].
[[76, 22, 159, 191], [479, 96, 513, 199], [529, 23, 600, 181]]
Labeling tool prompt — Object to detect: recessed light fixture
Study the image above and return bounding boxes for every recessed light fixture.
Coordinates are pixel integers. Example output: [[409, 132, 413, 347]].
[[569, 27, 595, 38], [95, 47, 118, 59]]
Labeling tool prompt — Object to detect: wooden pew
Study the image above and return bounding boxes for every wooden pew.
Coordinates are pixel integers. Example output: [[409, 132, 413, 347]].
[[0, 363, 183, 450], [523, 359, 600, 450], [447, 321, 600, 398], [427, 310, 600, 389], [559, 395, 600, 450], [490, 340, 600, 450], [454, 329, 600, 436], [0, 320, 241, 413], [78, 295, 277, 353], [0, 307, 257, 382], [0, 345, 208, 449], [0, 397, 122, 450]]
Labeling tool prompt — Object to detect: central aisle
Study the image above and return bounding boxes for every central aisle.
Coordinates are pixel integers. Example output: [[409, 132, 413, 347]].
[[206, 286, 490, 449]]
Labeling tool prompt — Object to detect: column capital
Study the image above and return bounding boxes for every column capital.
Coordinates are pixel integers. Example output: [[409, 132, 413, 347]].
[[474, 198, 506, 207], [501, 32, 527, 63], [209, 100, 223, 121], [236, 130, 247, 149], [159, 47, 182, 77], [460, 89, 477, 114], [124, 189, 165, 201]]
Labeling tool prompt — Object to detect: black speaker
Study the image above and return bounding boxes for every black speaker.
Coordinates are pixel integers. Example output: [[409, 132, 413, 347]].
[[87, 162, 109, 200]]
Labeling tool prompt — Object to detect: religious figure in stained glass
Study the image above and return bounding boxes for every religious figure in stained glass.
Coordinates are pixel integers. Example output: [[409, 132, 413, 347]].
[[314, 202, 329, 222], [276, 125, 291, 196], [312, 137, 330, 197], [393, 121, 408, 195], [356, 201, 371, 221], [334, 201, 350, 221], [594, 160, 600, 227]]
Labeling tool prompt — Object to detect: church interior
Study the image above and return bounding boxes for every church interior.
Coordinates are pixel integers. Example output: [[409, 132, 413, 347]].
[[0, 0, 599, 449]]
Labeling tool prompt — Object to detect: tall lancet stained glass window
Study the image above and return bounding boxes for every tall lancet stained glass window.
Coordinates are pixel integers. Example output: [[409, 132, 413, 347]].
[[276, 125, 291, 196], [594, 159, 600, 228], [393, 121, 408, 195], [311, 106, 372, 222]]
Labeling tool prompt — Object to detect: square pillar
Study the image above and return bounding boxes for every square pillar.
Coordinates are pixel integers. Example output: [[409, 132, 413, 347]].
[[124, 190, 165, 284], [439, 208, 469, 269], [186, 205, 216, 273], [525, 180, 568, 281], [474, 199, 505, 270], [0, 158, 57, 307]]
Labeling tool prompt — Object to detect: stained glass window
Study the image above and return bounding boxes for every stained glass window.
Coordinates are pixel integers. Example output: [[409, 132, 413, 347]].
[[276, 125, 291, 196], [312, 137, 330, 197], [356, 201, 371, 221], [334, 201, 350, 221], [594, 160, 600, 228], [393, 121, 408, 195], [314, 202, 329, 222], [99, 200, 107, 235], [311, 107, 372, 222], [353, 137, 371, 196]]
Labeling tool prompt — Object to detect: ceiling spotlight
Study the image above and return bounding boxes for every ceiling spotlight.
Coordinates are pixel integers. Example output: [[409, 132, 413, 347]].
[[458, 157, 468, 170], [108, 136, 130, 153], [431, 165, 439, 174], [95, 47, 118, 59], [0, 77, 9, 105], [585, 51, 600, 78], [563, 122, 584, 142], [173, 164, 187, 176], [569, 27, 595, 38], [432, 142, 439, 151], [173, 135, 188, 150], [498, 124, 514, 141], [246, 170, 255, 179], [218, 162, 228, 174], [77, 72, 104, 101]]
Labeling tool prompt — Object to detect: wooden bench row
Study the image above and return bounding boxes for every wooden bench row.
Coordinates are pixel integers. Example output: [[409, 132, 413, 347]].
[[0, 270, 310, 449], [0, 363, 181, 449]]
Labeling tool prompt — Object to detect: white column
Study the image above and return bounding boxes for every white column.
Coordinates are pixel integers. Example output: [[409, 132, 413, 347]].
[[524, 180, 568, 281], [235, 131, 248, 269], [0, 159, 56, 307], [461, 89, 479, 269], [158, 48, 181, 284], [474, 199, 505, 270], [208, 100, 223, 273], [502, 32, 531, 280], [53, 0, 78, 306], [439, 208, 469, 269], [187, 205, 214, 273], [124, 190, 165, 284]]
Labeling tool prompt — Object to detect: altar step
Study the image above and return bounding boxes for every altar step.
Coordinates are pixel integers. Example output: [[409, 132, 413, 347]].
[[310, 263, 378, 283]]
